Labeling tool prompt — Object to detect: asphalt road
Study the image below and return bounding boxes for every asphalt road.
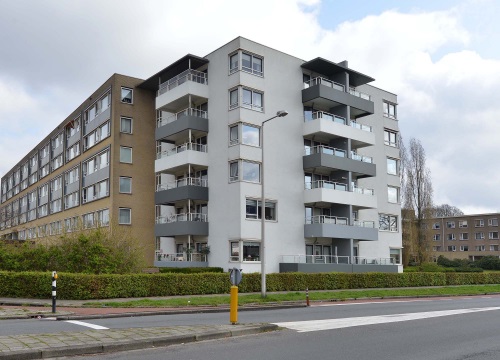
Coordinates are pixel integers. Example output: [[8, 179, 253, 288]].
[[50, 295, 500, 360]]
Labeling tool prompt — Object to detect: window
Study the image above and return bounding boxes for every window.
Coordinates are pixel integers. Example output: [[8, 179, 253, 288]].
[[66, 142, 80, 162], [97, 209, 110, 227], [447, 233, 456, 241], [65, 166, 79, 185], [119, 177, 132, 193], [84, 121, 110, 151], [384, 129, 398, 147], [119, 208, 131, 224], [229, 51, 263, 76], [229, 87, 263, 112], [448, 245, 456, 252], [433, 246, 442, 251], [475, 245, 485, 251], [82, 213, 95, 229], [489, 218, 498, 227], [121, 87, 133, 103], [475, 219, 484, 227], [387, 157, 399, 175], [83, 150, 109, 176], [433, 234, 441, 241], [82, 179, 109, 203], [64, 191, 79, 209], [229, 123, 260, 146], [52, 132, 63, 152], [475, 232, 485, 240], [230, 240, 261, 262], [459, 220, 468, 228], [66, 118, 80, 139], [120, 117, 133, 134], [490, 245, 499, 251], [50, 199, 62, 214], [383, 101, 397, 119], [379, 214, 398, 232], [40, 164, 50, 178], [245, 199, 277, 220], [446, 221, 455, 229], [432, 222, 441, 229], [229, 160, 260, 183], [390, 249, 401, 264], [460, 246, 469, 251], [229, 89, 239, 109], [489, 231, 499, 239], [460, 233, 469, 240], [51, 154, 63, 171], [120, 146, 132, 163], [387, 186, 399, 203]]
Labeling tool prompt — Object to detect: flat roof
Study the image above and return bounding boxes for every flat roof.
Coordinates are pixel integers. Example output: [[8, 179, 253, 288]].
[[301, 57, 375, 87], [139, 54, 209, 90]]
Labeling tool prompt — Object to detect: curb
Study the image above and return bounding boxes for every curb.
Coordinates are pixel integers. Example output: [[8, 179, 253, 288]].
[[0, 324, 279, 359]]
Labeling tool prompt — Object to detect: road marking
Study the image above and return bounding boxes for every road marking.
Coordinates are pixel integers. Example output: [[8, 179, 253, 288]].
[[65, 320, 109, 330], [314, 299, 436, 307], [274, 307, 500, 332]]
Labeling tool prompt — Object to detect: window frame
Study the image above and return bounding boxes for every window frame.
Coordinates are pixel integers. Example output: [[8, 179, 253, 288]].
[[245, 198, 277, 221], [119, 176, 132, 194], [386, 157, 399, 175], [378, 213, 398, 232], [383, 101, 397, 119], [119, 207, 132, 225], [120, 117, 133, 134], [120, 146, 133, 164], [387, 186, 400, 204], [383, 129, 398, 147], [121, 87, 133, 104]]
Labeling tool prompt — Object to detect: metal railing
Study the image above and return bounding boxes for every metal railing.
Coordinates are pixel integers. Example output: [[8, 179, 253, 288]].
[[280, 255, 397, 265], [305, 180, 347, 191], [156, 142, 208, 159], [305, 77, 345, 92], [156, 177, 208, 191], [158, 69, 208, 96], [305, 215, 348, 225], [352, 185, 375, 195], [156, 213, 208, 224], [304, 145, 346, 157], [350, 121, 372, 132], [351, 151, 373, 163], [349, 88, 371, 100], [157, 108, 208, 128], [309, 111, 346, 125], [352, 219, 375, 228], [155, 251, 207, 262]]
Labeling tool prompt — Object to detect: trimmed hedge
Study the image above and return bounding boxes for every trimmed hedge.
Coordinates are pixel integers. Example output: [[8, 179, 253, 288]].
[[2, 271, 500, 300]]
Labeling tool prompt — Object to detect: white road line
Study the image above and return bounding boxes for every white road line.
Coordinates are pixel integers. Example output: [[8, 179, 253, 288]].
[[65, 320, 109, 330], [274, 307, 500, 333], [314, 299, 436, 307]]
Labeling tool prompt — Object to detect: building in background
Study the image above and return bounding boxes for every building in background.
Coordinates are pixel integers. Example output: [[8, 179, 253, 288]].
[[0, 37, 402, 273], [428, 213, 500, 261]]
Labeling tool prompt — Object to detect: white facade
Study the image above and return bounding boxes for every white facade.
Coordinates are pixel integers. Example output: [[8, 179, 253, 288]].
[[151, 37, 402, 273]]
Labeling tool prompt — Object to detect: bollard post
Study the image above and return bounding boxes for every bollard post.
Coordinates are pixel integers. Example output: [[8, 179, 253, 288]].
[[230, 285, 239, 324], [52, 271, 58, 313], [306, 287, 310, 307]]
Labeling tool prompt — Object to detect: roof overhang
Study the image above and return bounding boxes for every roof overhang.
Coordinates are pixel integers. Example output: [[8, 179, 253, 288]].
[[301, 58, 374, 87]]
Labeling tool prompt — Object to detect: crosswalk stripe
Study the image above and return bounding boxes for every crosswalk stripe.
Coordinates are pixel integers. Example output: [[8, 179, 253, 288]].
[[65, 320, 109, 330], [274, 307, 500, 332]]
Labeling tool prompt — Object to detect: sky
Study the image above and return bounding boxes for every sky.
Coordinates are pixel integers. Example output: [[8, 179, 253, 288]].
[[0, 0, 499, 215]]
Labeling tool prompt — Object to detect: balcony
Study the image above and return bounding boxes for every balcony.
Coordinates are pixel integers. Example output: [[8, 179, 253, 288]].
[[279, 255, 401, 273], [155, 251, 208, 266], [303, 111, 375, 148], [303, 145, 376, 178], [156, 177, 209, 204], [155, 142, 209, 173], [349, 88, 371, 100], [156, 108, 208, 142], [304, 181, 376, 209], [156, 70, 209, 112], [302, 76, 374, 118], [304, 215, 378, 241], [155, 213, 208, 236]]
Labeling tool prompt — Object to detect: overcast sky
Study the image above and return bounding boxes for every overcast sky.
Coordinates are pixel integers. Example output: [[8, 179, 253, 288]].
[[0, 0, 498, 215]]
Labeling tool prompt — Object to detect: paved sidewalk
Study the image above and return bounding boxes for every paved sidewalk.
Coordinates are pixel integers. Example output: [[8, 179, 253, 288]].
[[0, 324, 278, 359]]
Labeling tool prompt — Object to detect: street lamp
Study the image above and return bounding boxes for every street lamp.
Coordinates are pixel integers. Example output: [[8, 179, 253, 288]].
[[261, 110, 288, 298]]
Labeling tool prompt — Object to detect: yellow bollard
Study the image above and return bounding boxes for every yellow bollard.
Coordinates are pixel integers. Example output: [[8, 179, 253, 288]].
[[230, 285, 238, 324]]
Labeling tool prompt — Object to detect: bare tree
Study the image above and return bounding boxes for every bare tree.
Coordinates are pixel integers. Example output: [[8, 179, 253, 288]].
[[402, 138, 433, 264], [433, 204, 464, 217]]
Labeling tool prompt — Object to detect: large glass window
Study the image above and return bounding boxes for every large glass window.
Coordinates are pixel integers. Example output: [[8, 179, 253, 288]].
[[245, 199, 276, 220], [120, 146, 132, 163], [383, 101, 396, 119], [242, 161, 260, 182], [384, 129, 398, 147], [229, 125, 239, 145], [121, 87, 133, 104], [229, 89, 239, 109], [387, 157, 399, 175], [242, 124, 260, 146], [387, 186, 399, 203], [379, 214, 398, 232], [242, 88, 263, 111], [119, 177, 132, 193], [120, 117, 132, 134], [119, 208, 131, 224], [229, 51, 263, 76]]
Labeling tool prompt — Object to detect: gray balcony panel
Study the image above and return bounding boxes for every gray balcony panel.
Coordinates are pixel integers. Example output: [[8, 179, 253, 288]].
[[65, 181, 79, 195], [51, 188, 63, 200], [67, 132, 81, 147], [84, 106, 111, 135], [304, 223, 378, 241], [303, 153, 376, 177], [156, 115, 209, 141], [52, 146, 63, 157], [20, 205, 27, 213], [82, 167, 109, 188], [280, 263, 399, 273], [302, 85, 374, 116], [155, 186, 209, 204], [155, 221, 209, 237], [40, 156, 50, 167], [39, 195, 48, 206]]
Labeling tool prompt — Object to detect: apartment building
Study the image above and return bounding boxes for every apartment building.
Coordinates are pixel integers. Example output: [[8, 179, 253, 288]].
[[0, 37, 402, 273], [0, 74, 157, 263], [429, 213, 500, 261]]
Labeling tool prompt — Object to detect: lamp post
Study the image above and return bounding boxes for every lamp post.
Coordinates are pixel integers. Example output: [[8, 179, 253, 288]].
[[261, 110, 288, 298]]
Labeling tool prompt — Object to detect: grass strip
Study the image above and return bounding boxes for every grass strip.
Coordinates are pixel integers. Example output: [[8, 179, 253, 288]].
[[83, 285, 500, 308]]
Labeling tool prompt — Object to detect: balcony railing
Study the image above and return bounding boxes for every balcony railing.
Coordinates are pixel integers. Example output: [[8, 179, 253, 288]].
[[156, 213, 208, 224], [157, 108, 208, 128], [156, 142, 208, 159], [352, 185, 375, 195], [349, 88, 371, 100], [309, 111, 347, 125], [156, 177, 208, 191], [351, 151, 373, 163], [304, 145, 346, 157], [155, 251, 207, 262], [305, 180, 347, 191], [280, 255, 398, 265], [350, 121, 372, 132], [304, 77, 345, 92], [158, 69, 208, 96], [306, 215, 348, 225], [352, 219, 375, 228]]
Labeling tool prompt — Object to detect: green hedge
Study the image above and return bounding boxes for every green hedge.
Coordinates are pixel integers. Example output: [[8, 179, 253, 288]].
[[1, 271, 500, 300]]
